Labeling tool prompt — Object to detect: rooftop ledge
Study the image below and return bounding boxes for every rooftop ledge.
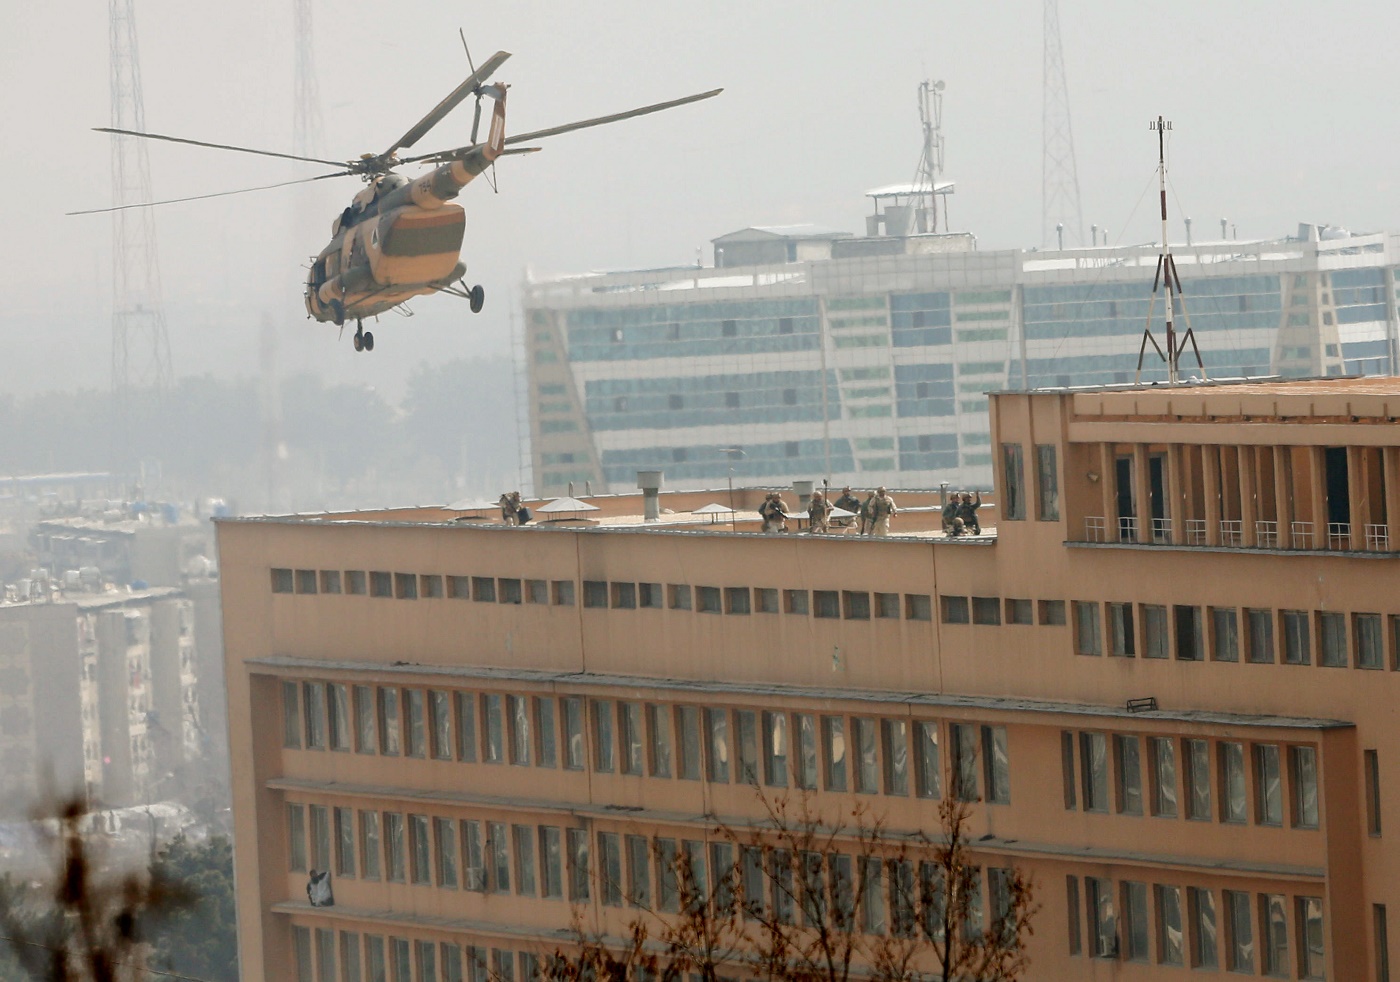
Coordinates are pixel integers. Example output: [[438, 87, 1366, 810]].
[[1067, 540, 1398, 560]]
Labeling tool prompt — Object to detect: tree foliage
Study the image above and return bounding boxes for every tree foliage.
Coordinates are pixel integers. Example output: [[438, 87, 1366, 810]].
[[144, 834, 239, 982]]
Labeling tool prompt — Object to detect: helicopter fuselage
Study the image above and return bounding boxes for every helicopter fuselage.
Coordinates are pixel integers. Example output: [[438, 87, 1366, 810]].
[[304, 94, 505, 325]]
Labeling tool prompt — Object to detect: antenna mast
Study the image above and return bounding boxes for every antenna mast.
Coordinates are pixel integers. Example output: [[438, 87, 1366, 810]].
[[1135, 116, 1207, 385], [1042, 0, 1084, 249], [293, 0, 324, 158], [109, 0, 173, 473], [916, 79, 946, 233]]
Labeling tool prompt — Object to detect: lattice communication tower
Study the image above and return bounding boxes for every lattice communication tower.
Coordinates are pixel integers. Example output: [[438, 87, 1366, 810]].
[[1042, 0, 1084, 249]]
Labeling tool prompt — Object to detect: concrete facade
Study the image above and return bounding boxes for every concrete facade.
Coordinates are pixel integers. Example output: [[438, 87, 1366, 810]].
[[218, 376, 1400, 981]]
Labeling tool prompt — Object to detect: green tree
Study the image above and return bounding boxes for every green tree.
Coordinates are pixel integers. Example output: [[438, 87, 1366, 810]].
[[144, 835, 239, 982]]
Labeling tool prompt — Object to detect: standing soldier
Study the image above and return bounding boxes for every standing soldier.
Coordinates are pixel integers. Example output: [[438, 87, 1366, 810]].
[[759, 492, 791, 533], [859, 489, 876, 536], [955, 490, 983, 535], [834, 486, 862, 528], [498, 492, 520, 526], [868, 487, 898, 537], [807, 489, 832, 533]]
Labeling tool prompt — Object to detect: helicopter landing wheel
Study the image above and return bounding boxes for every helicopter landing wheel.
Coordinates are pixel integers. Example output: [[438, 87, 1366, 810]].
[[469, 284, 485, 313], [363, 331, 375, 352], [353, 322, 364, 352]]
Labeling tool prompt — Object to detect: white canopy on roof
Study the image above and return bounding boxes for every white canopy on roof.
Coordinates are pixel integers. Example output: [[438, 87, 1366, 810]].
[[537, 496, 601, 514], [692, 503, 735, 514]]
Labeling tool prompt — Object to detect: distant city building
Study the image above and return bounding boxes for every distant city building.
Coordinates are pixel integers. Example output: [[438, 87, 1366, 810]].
[[523, 214, 1400, 496], [221, 375, 1400, 981]]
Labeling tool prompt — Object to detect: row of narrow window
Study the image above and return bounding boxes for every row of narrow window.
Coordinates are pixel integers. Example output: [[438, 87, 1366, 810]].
[[1073, 599, 1400, 669], [1067, 875, 1326, 979], [282, 681, 1011, 804], [292, 927, 535, 982], [271, 568, 938, 622], [1060, 730, 1321, 830], [288, 805, 1020, 960]]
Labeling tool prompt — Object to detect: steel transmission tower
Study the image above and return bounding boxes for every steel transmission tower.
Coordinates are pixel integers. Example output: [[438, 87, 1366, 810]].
[[1042, 0, 1084, 250], [293, 0, 324, 159], [109, 0, 173, 427]]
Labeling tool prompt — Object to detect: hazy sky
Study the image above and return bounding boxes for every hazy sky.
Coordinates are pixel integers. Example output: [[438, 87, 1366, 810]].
[[4, 0, 1399, 399]]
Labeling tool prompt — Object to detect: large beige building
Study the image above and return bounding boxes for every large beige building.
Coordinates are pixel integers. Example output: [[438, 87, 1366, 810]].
[[220, 377, 1400, 981]]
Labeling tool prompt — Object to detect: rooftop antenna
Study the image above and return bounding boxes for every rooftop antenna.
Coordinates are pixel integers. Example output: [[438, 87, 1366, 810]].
[[1134, 116, 1207, 385], [1042, 0, 1083, 249], [915, 79, 946, 232]]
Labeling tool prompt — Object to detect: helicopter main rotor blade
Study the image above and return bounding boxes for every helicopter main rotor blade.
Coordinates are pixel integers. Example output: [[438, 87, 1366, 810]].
[[503, 88, 723, 146], [94, 127, 348, 168], [398, 144, 540, 167], [66, 171, 352, 216], [382, 50, 512, 158]]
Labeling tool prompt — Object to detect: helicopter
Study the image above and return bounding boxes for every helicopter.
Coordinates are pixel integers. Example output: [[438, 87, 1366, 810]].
[[75, 43, 721, 352]]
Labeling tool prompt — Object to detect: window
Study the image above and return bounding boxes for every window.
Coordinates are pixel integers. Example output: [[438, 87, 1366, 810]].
[[552, 580, 575, 606], [1156, 883, 1184, 966], [843, 591, 871, 620], [415, 941, 436, 982], [785, 589, 809, 615], [1292, 745, 1320, 829], [394, 572, 417, 600], [1066, 876, 1082, 955], [972, 597, 1001, 625], [384, 812, 406, 882], [583, 581, 607, 608], [625, 834, 650, 908], [272, 568, 294, 594], [823, 716, 848, 791], [514, 825, 536, 896], [292, 926, 312, 982], [1226, 890, 1254, 973], [508, 695, 531, 766], [619, 702, 643, 775], [1190, 887, 1218, 969], [497, 578, 520, 604], [1035, 444, 1059, 520], [1283, 610, 1311, 664], [726, 587, 751, 615], [874, 592, 900, 619], [853, 717, 878, 794], [1060, 732, 1077, 809], [639, 582, 664, 609], [1185, 738, 1212, 820], [472, 578, 494, 604], [592, 699, 615, 772], [307, 805, 331, 872], [655, 839, 679, 913], [915, 721, 940, 799], [409, 814, 431, 884], [764, 711, 789, 788], [1378, 904, 1391, 982], [951, 723, 979, 801], [1108, 603, 1135, 656], [1080, 732, 1108, 812], [722, 319, 737, 337], [540, 826, 563, 898], [435, 817, 457, 888], [983, 725, 1010, 804], [677, 706, 702, 780], [488, 822, 510, 893], [1255, 744, 1283, 826], [668, 584, 692, 610], [404, 690, 426, 758], [1114, 735, 1142, 816], [1247, 608, 1275, 663], [370, 571, 392, 598], [1262, 894, 1289, 978], [941, 595, 970, 624], [1212, 608, 1239, 661], [1123, 881, 1149, 962], [860, 857, 886, 935], [1074, 602, 1101, 655], [725, 391, 739, 408], [562, 697, 585, 771], [345, 570, 367, 595], [1150, 736, 1178, 818], [1297, 896, 1324, 979], [1174, 605, 1203, 660], [1357, 613, 1384, 669], [282, 681, 302, 749], [288, 803, 307, 871], [378, 687, 400, 756], [795, 714, 818, 790], [334, 807, 356, 877], [646, 704, 673, 778], [565, 823, 588, 902], [705, 707, 729, 783], [317, 570, 340, 595], [303, 682, 326, 750], [1005, 598, 1033, 625], [814, 590, 840, 618], [697, 586, 722, 613], [455, 692, 477, 762], [906, 594, 932, 621], [1220, 741, 1247, 823], [428, 690, 452, 760], [1087, 877, 1117, 958], [881, 719, 908, 796], [482, 693, 504, 763], [1319, 611, 1347, 667], [599, 834, 621, 902], [683, 840, 709, 908], [360, 811, 381, 880], [340, 934, 361, 982], [1001, 443, 1026, 520], [1142, 604, 1168, 658], [1367, 748, 1382, 836], [295, 569, 317, 595], [755, 587, 779, 613], [526, 579, 549, 604], [1039, 599, 1067, 625], [448, 575, 470, 599], [611, 581, 636, 609]]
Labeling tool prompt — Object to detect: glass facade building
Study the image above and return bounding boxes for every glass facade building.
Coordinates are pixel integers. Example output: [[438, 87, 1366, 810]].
[[524, 230, 1400, 495]]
